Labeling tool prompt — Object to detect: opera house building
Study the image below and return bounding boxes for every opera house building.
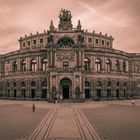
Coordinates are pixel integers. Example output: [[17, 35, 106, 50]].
[[0, 9, 140, 100]]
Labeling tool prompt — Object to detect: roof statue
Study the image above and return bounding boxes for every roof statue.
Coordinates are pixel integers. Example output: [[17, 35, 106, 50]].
[[59, 8, 72, 22]]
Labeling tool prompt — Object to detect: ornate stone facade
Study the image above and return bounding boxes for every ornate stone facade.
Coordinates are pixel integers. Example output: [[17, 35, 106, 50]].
[[0, 9, 140, 100]]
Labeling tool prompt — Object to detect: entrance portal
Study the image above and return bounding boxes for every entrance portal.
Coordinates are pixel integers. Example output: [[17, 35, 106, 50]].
[[31, 89, 35, 98], [63, 85, 69, 99], [60, 78, 72, 99]]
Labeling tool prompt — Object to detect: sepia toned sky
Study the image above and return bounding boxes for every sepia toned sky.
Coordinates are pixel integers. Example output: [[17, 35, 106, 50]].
[[0, 0, 140, 54]]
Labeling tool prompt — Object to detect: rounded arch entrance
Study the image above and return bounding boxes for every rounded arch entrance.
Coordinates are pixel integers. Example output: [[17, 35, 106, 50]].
[[60, 78, 72, 99]]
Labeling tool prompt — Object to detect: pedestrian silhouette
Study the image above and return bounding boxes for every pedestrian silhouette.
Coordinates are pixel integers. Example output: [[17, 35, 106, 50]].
[[32, 103, 35, 112], [131, 97, 135, 106]]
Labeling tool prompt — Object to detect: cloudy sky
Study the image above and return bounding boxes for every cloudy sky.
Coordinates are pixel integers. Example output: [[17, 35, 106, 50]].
[[0, 0, 140, 54]]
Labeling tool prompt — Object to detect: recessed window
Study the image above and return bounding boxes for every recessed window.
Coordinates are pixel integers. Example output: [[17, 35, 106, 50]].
[[28, 41, 30, 46], [63, 61, 69, 69], [40, 38, 43, 43], [33, 40, 36, 44], [84, 58, 90, 70], [102, 40, 104, 45], [23, 43, 25, 47], [107, 41, 110, 46], [95, 39, 99, 44], [88, 38, 92, 43]]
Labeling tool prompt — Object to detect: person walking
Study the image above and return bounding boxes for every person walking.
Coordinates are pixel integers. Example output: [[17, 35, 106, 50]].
[[60, 94, 63, 102], [32, 103, 36, 112], [131, 97, 135, 106]]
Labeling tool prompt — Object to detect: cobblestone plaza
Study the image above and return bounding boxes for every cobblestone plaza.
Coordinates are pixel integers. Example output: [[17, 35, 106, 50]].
[[0, 99, 140, 140]]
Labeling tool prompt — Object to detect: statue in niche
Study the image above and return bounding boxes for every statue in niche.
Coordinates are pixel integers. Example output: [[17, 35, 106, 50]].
[[75, 86, 80, 99], [77, 35, 84, 44], [47, 34, 53, 43], [52, 86, 57, 101]]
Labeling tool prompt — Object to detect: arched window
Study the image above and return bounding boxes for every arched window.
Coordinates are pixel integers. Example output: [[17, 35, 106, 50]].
[[96, 81, 102, 98], [123, 61, 126, 72], [31, 59, 37, 71], [95, 58, 101, 71], [115, 60, 120, 72], [31, 81, 36, 87], [106, 59, 112, 71], [63, 61, 69, 69], [107, 81, 112, 87], [42, 81, 47, 87], [116, 82, 120, 99], [7, 83, 10, 87], [21, 82, 26, 98], [117, 82, 120, 87], [21, 60, 26, 71], [124, 82, 126, 87], [107, 81, 112, 98], [84, 58, 90, 70], [85, 81, 90, 98], [21, 82, 25, 87], [41, 81, 47, 98], [97, 81, 101, 87], [14, 82, 16, 87], [13, 61, 17, 72], [42, 58, 48, 71], [85, 81, 90, 87], [123, 82, 126, 97]]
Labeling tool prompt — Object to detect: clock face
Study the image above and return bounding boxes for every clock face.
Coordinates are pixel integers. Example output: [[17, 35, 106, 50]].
[[58, 37, 74, 47], [62, 38, 69, 46]]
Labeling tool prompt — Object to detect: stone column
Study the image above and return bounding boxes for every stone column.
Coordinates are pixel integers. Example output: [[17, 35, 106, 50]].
[[79, 50, 81, 68], [90, 79, 94, 97], [38, 56, 41, 71], [27, 79, 30, 98], [82, 50, 84, 70], [102, 78, 106, 98], [26, 57, 30, 71]]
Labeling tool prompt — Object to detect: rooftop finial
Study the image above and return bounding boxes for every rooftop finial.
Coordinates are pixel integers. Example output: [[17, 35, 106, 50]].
[[77, 20, 82, 31], [50, 20, 54, 31]]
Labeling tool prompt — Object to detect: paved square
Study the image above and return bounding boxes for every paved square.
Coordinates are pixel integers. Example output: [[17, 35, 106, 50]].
[[0, 99, 140, 140]]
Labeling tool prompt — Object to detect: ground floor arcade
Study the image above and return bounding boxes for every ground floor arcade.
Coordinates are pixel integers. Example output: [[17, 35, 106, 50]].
[[0, 73, 139, 100]]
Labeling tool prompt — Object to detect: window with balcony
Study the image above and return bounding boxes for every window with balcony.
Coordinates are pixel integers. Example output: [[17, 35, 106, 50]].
[[13, 61, 17, 72], [106, 59, 112, 71], [95, 58, 101, 71], [42, 58, 48, 71], [21, 60, 26, 71], [84, 58, 90, 70], [115, 60, 120, 72], [31, 59, 37, 71]]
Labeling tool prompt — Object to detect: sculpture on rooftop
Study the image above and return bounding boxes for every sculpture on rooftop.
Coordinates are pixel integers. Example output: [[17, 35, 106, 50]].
[[59, 8, 72, 22]]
